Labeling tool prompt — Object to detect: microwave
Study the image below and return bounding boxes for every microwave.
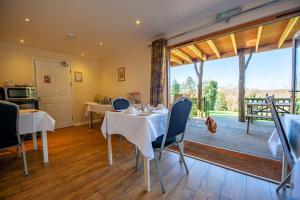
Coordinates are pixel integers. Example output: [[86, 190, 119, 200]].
[[3, 86, 37, 100]]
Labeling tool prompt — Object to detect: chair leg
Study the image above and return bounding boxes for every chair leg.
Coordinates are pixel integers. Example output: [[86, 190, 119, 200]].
[[154, 152, 166, 193], [21, 137, 29, 175], [17, 144, 21, 158], [276, 171, 292, 191], [177, 142, 189, 174], [135, 146, 140, 170]]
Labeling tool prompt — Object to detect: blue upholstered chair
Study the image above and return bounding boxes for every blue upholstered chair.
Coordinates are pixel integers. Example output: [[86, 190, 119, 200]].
[[0, 100, 28, 175], [152, 97, 192, 193], [112, 97, 130, 111]]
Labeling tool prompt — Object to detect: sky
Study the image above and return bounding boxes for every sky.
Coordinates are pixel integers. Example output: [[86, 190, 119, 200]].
[[170, 48, 292, 90]]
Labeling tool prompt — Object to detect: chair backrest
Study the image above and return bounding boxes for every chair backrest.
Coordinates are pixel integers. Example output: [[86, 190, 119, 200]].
[[0, 100, 20, 149], [112, 97, 130, 110], [165, 97, 192, 140], [266, 96, 295, 168]]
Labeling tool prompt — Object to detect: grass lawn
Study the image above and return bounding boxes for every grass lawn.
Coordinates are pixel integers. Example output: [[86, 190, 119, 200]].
[[209, 110, 238, 117]]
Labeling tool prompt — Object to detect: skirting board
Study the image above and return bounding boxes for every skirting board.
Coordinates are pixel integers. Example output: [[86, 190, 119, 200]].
[[73, 119, 101, 126]]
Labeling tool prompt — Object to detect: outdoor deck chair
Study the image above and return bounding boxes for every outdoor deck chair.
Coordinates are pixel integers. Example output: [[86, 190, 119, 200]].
[[266, 96, 295, 191], [152, 97, 192, 193], [0, 100, 28, 175]]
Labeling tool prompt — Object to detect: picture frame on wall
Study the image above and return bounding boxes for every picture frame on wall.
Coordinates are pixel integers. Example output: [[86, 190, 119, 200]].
[[74, 71, 83, 82], [118, 67, 125, 81]]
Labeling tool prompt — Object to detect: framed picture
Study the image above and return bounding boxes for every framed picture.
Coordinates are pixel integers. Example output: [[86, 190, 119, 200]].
[[74, 71, 83, 82], [118, 67, 125, 81]]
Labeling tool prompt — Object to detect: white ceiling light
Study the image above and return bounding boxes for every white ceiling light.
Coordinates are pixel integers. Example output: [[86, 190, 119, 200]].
[[65, 33, 76, 39], [25, 18, 31, 22], [81, 53, 85, 56], [135, 20, 141, 25], [99, 42, 103, 45], [20, 39, 25, 43]]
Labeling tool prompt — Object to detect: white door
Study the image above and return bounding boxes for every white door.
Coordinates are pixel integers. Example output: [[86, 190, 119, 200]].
[[35, 59, 73, 128]]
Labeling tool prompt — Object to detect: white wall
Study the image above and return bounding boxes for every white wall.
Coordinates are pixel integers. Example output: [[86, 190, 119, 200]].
[[0, 41, 101, 124], [99, 43, 151, 104]]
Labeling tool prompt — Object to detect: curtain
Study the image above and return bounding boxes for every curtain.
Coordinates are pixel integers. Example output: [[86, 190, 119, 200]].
[[150, 38, 167, 106]]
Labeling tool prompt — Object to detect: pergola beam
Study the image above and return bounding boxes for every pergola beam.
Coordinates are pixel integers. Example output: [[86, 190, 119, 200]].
[[170, 55, 183, 65], [230, 34, 237, 56], [172, 49, 192, 63], [207, 40, 220, 58], [187, 45, 207, 61], [255, 26, 263, 52], [278, 16, 299, 48]]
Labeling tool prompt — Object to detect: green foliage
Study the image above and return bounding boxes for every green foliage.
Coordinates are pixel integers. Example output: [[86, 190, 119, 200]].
[[203, 80, 218, 110], [171, 79, 180, 95], [181, 76, 197, 96], [215, 92, 228, 111]]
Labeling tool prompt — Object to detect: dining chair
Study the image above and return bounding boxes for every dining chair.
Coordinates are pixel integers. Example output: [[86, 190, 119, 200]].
[[0, 100, 28, 175], [266, 96, 295, 191], [112, 97, 130, 111], [152, 97, 192, 193]]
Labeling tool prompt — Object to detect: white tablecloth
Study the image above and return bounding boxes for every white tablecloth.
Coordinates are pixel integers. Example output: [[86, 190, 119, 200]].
[[19, 110, 55, 135], [85, 102, 112, 116], [101, 109, 168, 159]]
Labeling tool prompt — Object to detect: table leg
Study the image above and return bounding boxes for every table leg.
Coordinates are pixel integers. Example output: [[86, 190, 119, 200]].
[[282, 154, 287, 181], [89, 112, 93, 128], [32, 132, 38, 150], [41, 131, 48, 163], [144, 157, 151, 192], [107, 134, 112, 165]]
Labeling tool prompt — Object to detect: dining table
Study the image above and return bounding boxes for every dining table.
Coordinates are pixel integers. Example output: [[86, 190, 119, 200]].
[[101, 108, 169, 192], [268, 114, 300, 199], [85, 102, 113, 128], [19, 109, 55, 163]]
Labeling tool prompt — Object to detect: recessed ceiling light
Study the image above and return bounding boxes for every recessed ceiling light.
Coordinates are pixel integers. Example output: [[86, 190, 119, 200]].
[[65, 33, 76, 39], [25, 18, 31, 22], [99, 42, 103, 45], [81, 53, 85, 56], [20, 39, 25, 43], [135, 20, 141, 25]]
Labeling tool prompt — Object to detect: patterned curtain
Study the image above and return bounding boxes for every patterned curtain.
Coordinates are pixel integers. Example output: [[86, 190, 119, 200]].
[[150, 38, 167, 106]]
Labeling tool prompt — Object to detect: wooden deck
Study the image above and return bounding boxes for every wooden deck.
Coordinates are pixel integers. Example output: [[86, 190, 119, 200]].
[[0, 125, 292, 200], [185, 116, 282, 160]]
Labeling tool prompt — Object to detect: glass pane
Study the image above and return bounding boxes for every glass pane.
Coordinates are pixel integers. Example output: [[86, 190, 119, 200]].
[[295, 39, 300, 114]]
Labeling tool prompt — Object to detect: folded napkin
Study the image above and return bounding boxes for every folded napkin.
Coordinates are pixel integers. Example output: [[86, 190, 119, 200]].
[[157, 104, 166, 110], [124, 106, 137, 114]]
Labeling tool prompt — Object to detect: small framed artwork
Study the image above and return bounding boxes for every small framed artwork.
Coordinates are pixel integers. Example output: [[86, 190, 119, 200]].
[[118, 67, 125, 81], [74, 71, 83, 82]]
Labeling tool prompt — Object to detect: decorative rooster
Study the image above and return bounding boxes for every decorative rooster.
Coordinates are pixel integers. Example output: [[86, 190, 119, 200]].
[[205, 116, 217, 134]]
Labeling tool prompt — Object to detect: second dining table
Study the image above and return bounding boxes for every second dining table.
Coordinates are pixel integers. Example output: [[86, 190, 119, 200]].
[[101, 108, 169, 192]]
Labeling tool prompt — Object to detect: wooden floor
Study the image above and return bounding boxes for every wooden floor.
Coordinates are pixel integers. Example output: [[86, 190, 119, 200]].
[[0, 125, 293, 200]]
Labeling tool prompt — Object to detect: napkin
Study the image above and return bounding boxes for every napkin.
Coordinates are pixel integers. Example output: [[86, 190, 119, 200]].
[[125, 106, 137, 114], [157, 104, 166, 110]]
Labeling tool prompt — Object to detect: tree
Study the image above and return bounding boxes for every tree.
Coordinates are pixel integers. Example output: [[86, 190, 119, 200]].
[[193, 60, 204, 114], [171, 79, 180, 95], [181, 76, 196, 96], [203, 80, 218, 110], [216, 92, 228, 111]]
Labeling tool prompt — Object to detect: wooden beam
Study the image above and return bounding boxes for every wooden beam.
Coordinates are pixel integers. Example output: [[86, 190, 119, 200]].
[[278, 16, 299, 48], [255, 26, 263, 52], [207, 40, 220, 58], [230, 34, 237, 56], [172, 49, 192, 63], [187, 45, 206, 61], [170, 55, 183, 65]]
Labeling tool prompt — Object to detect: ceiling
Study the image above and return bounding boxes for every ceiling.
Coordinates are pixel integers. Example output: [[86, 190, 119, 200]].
[[170, 16, 300, 66], [0, 0, 254, 61]]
